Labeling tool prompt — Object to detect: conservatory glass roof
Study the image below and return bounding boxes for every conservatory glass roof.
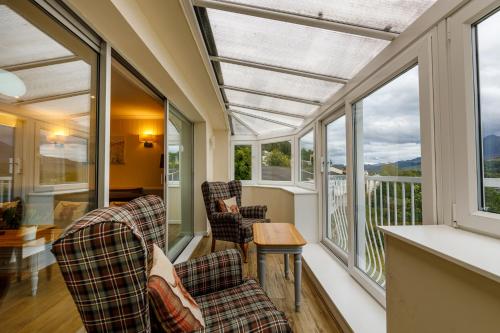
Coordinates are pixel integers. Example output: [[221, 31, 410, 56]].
[[192, 0, 437, 136]]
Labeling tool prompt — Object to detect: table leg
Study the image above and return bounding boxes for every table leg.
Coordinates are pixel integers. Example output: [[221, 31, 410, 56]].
[[257, 249, 266, 292], [284, 254, 289, 280], [30, 254, 39, 296], [294, 253, 302, 312], [16, 248, 22, 282]]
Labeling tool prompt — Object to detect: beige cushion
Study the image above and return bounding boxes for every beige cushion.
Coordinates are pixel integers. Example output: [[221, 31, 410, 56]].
[[218, 196, 240, 214], [54, 201, 89, 226], [148, 244, 205, 332]]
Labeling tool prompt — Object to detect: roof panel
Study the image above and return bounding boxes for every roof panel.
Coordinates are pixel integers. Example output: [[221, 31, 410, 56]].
[[222, 0, 437, 33], [224, 89, 316, 116], [229, 105, 303, 127], [232, 112, 291, 135], [207, 8, 389, 79], [219, 62, 342, 102], [231, 116, 254, 135]]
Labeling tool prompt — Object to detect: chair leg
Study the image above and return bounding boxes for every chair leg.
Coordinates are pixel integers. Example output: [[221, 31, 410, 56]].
[[239, 243, 249, 263], [211, 237, 216, 252]]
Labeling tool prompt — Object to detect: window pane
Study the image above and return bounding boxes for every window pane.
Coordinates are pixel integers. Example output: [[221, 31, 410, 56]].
[[354, 66, 421, 288], [325, 115, 348, 253], [299, 130, 314, 183], [207, 8, 389, 79], [223, 0, 437, 34], [261, 141, 292, 181], [232, 113, 292, 135], [234, 145, 252, 180], [39, 129, 89, 185], [168, 145, 180, 182], [475, 10, 500, 214]]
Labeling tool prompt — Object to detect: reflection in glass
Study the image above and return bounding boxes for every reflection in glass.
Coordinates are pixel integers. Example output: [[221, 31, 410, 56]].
[[167, 105, 194, 259], [0, 1, 97, 329], [325, 116, 348, 253], [354, 66, 421, 287], [261, 141, 292, 181], [475, 10, 500, 214], [299, 130, 314, 183]]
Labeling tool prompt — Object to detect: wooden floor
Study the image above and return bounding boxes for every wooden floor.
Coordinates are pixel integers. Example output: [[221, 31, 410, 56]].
[[0, 236, 342, 333], [193, 236, 342, 333]]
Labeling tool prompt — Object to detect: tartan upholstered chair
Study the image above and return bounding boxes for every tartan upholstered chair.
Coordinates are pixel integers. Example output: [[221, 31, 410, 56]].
[[52, 195, 291, 333], [201, 180, 270, 262]]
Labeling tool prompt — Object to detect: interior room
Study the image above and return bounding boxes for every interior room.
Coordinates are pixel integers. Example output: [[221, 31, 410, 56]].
[[1, 0, 500, 332]]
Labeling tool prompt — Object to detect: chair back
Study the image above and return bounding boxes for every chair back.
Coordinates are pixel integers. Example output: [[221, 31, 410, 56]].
[[52, 195, 166, 333], [201, 180, 242, 218]]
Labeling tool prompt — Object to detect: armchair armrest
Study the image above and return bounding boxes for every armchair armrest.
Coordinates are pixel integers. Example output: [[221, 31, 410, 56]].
[[174, 249, 243, 297], [240, 205, 267, 219]]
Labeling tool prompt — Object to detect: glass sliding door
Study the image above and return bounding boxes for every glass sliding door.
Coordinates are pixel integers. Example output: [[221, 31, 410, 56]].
[[353, 66, 422, 288], [167, 104, 194, 259], [0, 0, 98, 330], [324, 115, 349, 258]]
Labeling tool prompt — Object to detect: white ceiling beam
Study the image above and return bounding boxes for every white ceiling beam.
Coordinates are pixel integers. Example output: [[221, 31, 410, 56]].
[[229, 110, 297, 128], [193, 0, 398, 41], [221, 85, 321, 105], [211, 55, 347, 84], [16, 90, 90, 105], [226, 102, 306, 119], [3, 56, 79, 72]]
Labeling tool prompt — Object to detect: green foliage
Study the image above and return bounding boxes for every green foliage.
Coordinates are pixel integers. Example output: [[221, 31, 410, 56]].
[[168, 151, 179, 170], [234, 145, 251, 180], [262, 142, 291, 168]]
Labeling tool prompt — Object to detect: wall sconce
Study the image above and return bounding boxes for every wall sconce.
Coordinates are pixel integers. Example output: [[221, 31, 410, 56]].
[[47, 130, 67, 146], [139, 131, 156, 148]]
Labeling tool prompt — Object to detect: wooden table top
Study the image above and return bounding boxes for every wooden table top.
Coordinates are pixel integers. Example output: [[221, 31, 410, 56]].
[[253, 223, 307, 247], [0, 225, 63, 247]]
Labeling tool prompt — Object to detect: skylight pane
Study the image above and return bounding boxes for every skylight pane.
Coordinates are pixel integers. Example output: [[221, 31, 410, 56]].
[[231, 117, 254, 135], [0, 5, 73, 67], [229, 105, 303, 127], [223, 0, 437, 33], [207, 8, 389, 79], [224, 89, 316, 116], [232, 113, 291, 135], [220, 62, 342, 102], [13, 61, 91, 101], [23, 94, 91, 118]]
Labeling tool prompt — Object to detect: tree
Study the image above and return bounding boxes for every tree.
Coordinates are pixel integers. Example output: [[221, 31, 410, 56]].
[[234, 145, 251, 180]]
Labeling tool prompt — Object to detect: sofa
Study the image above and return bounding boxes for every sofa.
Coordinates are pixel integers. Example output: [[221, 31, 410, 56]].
[[52, 195, 291, 332]]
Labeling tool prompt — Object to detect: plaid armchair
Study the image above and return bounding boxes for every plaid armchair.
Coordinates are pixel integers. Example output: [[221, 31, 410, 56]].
[[201, 180, 269, 262], [52, 195, 291, 333]]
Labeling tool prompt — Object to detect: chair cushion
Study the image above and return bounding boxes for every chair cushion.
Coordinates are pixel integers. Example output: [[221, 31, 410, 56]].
[[218, 197, 240, 214], [193, 279, 290, 332], [148, 244, 205, 333]]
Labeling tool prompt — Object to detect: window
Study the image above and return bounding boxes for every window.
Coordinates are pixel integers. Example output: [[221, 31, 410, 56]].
[[325, 115, 348, 255], [299, 130, 315, 183], [354, 66, 422, 288], [168, 144, 180, 182], [474, 9, 500, 214], [234, 144, 252, 181], [261, 140, 292, 181]]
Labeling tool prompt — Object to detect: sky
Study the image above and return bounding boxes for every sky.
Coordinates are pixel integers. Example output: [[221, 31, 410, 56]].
[[477, 10, 500, 138], [327, 66, 421, 166]]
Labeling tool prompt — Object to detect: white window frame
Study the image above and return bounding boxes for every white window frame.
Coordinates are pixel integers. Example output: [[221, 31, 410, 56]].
[[230, 140, 258, 184], [259, 136, 295, 185], [34, 121, 90, 193], [342, 35, 436, 305], [320, 107, 350, 264], [449, 0, 500, 237], [296, 126, 316, 190]]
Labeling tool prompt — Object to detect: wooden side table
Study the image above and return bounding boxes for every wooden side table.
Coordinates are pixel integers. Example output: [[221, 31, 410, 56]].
[[253, 223, 307, 312]]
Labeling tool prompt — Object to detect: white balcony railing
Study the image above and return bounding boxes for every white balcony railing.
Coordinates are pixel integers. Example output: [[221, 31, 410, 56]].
[[327, 174, 422, 287]]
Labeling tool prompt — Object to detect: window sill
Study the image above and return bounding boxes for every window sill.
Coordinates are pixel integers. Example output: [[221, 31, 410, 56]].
[[302, 243, 386, 333], [242, 184, 317, 195], [379, 225, 500, 284]]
